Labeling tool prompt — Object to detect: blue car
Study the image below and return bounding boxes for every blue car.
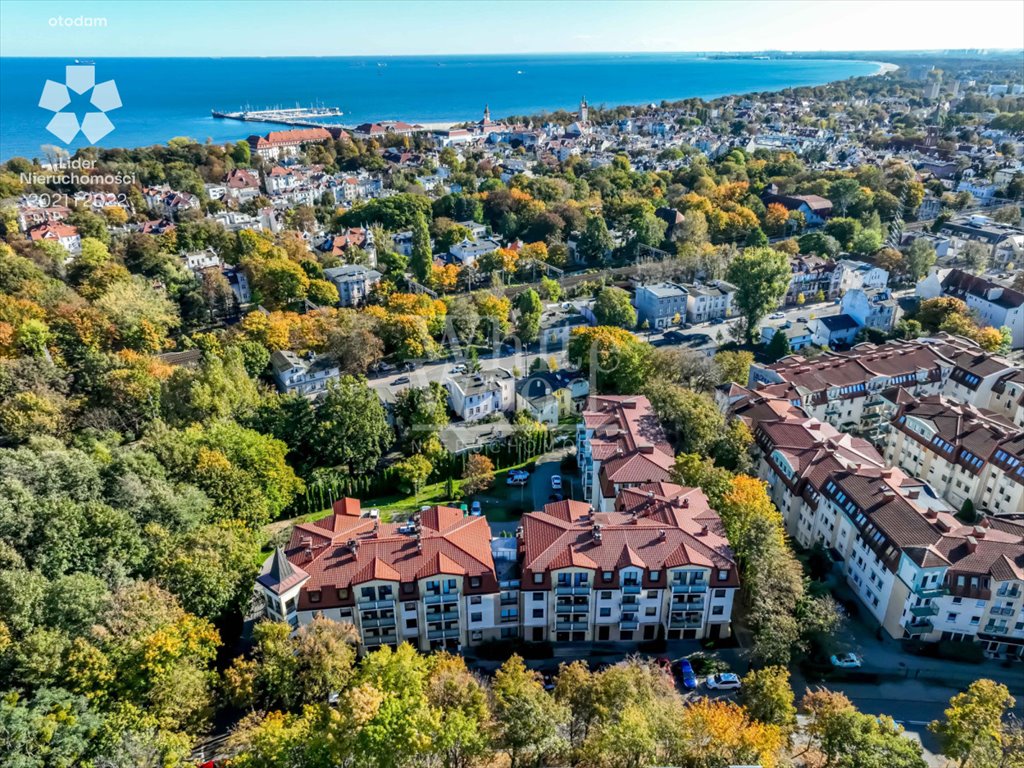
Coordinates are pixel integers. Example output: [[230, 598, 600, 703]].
[[676, 659, 697, 690]]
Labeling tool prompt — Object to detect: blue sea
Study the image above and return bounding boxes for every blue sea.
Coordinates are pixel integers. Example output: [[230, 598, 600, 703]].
[[0, 54, 881, 161]]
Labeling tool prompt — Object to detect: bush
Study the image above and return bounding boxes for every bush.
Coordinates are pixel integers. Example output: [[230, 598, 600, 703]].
[[688, 653, 730, 676]]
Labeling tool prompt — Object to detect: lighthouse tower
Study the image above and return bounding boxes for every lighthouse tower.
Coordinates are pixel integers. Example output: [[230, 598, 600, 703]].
[[579, 97, 589, 124]]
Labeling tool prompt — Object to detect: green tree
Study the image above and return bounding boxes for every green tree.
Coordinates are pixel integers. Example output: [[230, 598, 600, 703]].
[[315, 376, 393, 474], [714, 350, 754, 386], [516, 289, 543, 344], [394, 454, 433, 498], [644, 384, 724, 455], [568, 327, 652, 394], [741, 666, 796, 731], [593, 286, 637, 329], [577, 216, 613, 264], [247, 258, 310, 310], [766, 329, 792, 361], [930, 679, 1016, 768], [726, 247, 791, 343], [393, 382, 449, 452], [907, 238, 937, 281], [492, 655, 566, 768], [411, 211, 433, 282]]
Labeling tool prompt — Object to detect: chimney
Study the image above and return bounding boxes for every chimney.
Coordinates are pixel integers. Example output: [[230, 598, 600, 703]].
[[924, 508, 938, 520], [907, 490, 919, 500], [659, 529, 666, 540], [965, 535, 978, 553], [699, 525, 709, 536], [593, 523, 602, 542], [972, 525, 986, 540]]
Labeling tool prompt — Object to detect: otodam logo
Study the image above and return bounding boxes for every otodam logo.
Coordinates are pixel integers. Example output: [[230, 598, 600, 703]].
[[39, 64, 122, 144]]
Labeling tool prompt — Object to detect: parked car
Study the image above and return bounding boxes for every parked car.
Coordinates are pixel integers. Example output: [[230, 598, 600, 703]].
[[392, 376, 410, 385], [830, 653, 863, 669], [551, 475, 562, 490], [398, 361, 416, 372], [706, 672, 741, 690], [470, 501, 482, 516], [769, 311, 785, 320], [676, 659, 698, 690], [797, 316, 809, 323], [506, 469, 530, 486], [451, 363, 468, 375]]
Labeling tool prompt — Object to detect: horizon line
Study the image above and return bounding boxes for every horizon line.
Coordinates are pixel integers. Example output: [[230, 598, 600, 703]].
[[2, 47, 1021, 60]]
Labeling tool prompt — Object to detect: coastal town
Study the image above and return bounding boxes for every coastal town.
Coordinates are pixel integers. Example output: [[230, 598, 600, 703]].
[[1, 41, 1023, 768]]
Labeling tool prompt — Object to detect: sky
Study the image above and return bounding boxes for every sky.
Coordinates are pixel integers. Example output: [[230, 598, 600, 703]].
[[1, 0, 1022, 57]]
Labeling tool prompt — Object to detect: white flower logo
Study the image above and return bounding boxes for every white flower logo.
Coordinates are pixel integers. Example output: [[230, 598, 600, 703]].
[[39, 65, 121, 144]]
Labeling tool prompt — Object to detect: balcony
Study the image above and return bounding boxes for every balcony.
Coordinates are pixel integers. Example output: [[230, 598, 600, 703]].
[[622, 584, 642, 594], [556, 620, 589, 631], [620, 620, 639, 630], [500, 596, 519, 606], [500, 613, 519, 624], [990, 607, 1016, 617], [424, 592, 459, 605], [913, 585, 947, 599], [909, 603, 938, 618], [427, 628, 461, 641], [672, 597, 705, 611], [904, 620, 934, 636], [997, 586, 1021, 599], [426, 609, 460, 623], [364, 632, 398, 646], [668, 615, 703, 629], [555, 586, 591, 596], [671, 583, 707, 594], [556, 601, 590, 614], [358, 599, 395, 611], [360, 615, 397, 629]]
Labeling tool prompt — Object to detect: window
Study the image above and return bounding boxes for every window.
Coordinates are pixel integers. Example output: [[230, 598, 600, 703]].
[[405, 602, 416, 611], [603, 571, 613, 582], [649, 570, 660, 582], [532, 608, 544, 619], [601, 591, 612, 599], [946, 613, 958, 622], [620, 631, 633, 641], [337, 588, 349, 600], [534, 573, 543, 584], [533, 592, 544, 601], [599, 607, 611, 617], [644, 606, 657, 616], [406, 618, 417, 629], [470, 595, 482, 605], [718, 570, 729, 581], [361, 587, 374, 600], [470, 577, 481, 588], [714, 589, 726, 598], [470, 612, 482, 623], [309, 591, 321, 603], [712, 606, 724, 616]]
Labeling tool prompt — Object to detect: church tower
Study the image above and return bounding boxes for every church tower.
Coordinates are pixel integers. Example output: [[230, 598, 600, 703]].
[[483, 104, 491, 124], [579, 97, 588, 123]]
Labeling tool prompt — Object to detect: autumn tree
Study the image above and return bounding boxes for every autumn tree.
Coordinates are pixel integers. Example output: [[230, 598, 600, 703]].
[[461, 453, 495, 496], [492, 656, 566, 768], [593, 286, 637, 329], [930, 679, 1016, 768]]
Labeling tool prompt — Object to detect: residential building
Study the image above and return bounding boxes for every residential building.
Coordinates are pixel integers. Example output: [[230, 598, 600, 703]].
[[884, 395, 1024, 516], [762, 321, 816, 351], [514, 370, 590, 426], [539, 306, 590, 352], [634, 282, 688, 330], [917, 269, 1024, 349], [728, 391, 1024, 657], [810, 314, 862, 348], [270, 350, 341, 397], [684, 281, 736, 323], [247, 127, 332, 160], [28, 222, 80, 254], [576, 395, 675, 511], [223, 168, 261, 201], [936, 215, 1024, 267], [324, 264, 382, 307], [841, 288, 902, 334], [448, 237, 500, 266], [785, 256, 841, 305], [445, 368, 515, 421], [836, 259, 889, 295], [257, 499, 502, 652], [762, 185, 833, 226], [518, 487, 739, 643]]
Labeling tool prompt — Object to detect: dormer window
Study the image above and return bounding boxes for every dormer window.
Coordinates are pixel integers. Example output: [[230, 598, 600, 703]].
[[309, 591, 321, 603]]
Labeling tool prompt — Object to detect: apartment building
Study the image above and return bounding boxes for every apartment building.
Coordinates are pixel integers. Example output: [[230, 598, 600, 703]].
[[256, 499, 503, 653], [576, 395, 675, 511], [324, 264, 382, 307], [270, 350, 341, 397], [884, 395, 1024, 517], [728, 391, 1024, 658], [634, 282, 689, 330], [747, 335, 1021, 437], [518, 487, 738, 643], [916, 269, 1024, 350], [684, 281, 737, 323], [445, 368, 516, 422]]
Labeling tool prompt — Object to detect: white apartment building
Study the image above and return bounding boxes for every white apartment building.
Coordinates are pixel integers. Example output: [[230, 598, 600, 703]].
[[884, 395, 1024, 517], [445, 368, 515, 421], [270, 350, 341, 397]]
